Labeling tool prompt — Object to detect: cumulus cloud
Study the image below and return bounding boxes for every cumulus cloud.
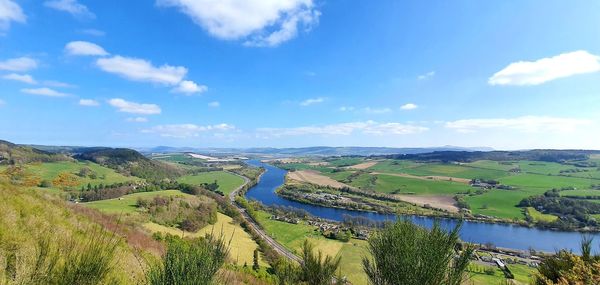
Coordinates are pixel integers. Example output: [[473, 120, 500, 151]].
[[21, 87, 69, 97], [418, 71, 435, 80], [143, 123, 235, 138], [2, 73, 36, 84], [208, 101, 220, 107], [0, 57, 37, 72], [171, 80, 207, 95], [489, 50, 600, 86], [445, 116, 592, 133], [300, 97, 325, 106], [65, 41, 109, 56], [0, 0, 25, 32], [44, 0, 95, 19], [157, 0, 320, 47], [108, 98, 161, 115], [97, 56, 187, 85], [79, 99, 99, 106], [126, 117, 148, 123], [257, 121, 428, 137], [400, 103, 418, 110]]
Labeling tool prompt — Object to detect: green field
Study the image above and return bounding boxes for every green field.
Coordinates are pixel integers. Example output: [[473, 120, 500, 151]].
[[373, 174, 472, 195], [526, 207, 558, 223], [1, 161, 138, 189], [560, 189, 600, 197], [177, 171, 245, 194], [84, 190, 192, 214], [464, 190, 528, 219], [498, 173, 593, 191], [370, 161, 507, 180], [326, 157, 365, 167]]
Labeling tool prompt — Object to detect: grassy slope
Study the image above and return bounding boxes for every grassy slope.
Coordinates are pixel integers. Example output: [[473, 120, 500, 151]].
[[0, 182, 141, 283], [144, 213, 265, 267], [3, 161, 138, 189], [526, 207, 558, 223], [177, 171, 245, 194]]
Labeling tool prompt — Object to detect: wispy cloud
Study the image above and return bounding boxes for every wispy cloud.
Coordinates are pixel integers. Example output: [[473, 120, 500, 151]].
[[142, 123, 235, 138], [363, 107, 392, 114], [300, 97, 325, 106], [208, 101, 220, 107], [0, 99, 5, 106], [257, 121, 428, 137], [79, 99, 99, 106], [338, 106, 355, 112], [418, 71, 435, 80], [157, 0, 320, 47], [0, 57, 37, 72], [43, 80, 76, 88], [126, 117, 148, 123], [80, 29, 105, 36], [108, 98, 161, 115], [96, 55, 191, 86], [445, 116, 592, 133], [44, 0, 95, 19], [489, 50, 600, 86], [2, 73, 36, 84], [0, 0, 25, 33], [21, 87, 69, 97], [65, 41, 109, 56], [400, 103, 418, 110]]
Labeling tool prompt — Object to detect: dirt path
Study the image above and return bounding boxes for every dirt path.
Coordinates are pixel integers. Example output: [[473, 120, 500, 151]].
[[372, 172, 471, 184], [396, 194, 459, 213], [287, 170, 352, 189]]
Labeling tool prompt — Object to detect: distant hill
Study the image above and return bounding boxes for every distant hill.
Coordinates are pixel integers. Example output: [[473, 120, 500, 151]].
[[0, 140, 70, 164], [74, 147, 183, 180], [138, 146, 494, 157], [383, 149, 600, 163]]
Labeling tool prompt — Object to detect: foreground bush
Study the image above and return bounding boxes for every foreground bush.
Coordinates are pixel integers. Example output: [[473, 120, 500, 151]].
[[534, 236, 600, 284], [146, 234, 229, 285], [362, 220, 472, 285]]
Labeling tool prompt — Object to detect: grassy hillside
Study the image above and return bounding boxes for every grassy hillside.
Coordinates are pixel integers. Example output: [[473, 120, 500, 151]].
[[0, 140, 69, 165], [75, 147, 184, 180]]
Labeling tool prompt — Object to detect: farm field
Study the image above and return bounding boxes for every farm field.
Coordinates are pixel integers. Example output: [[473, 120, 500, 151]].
[[526, 207, 558, 223], [464, 190, 529, 219], [84, 190, 192, 214], [177, 171, 245, 194]]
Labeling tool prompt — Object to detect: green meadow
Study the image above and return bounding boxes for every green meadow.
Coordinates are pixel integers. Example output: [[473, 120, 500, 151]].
[[177, 171, 245, 194], [84, 190, 192, 214]]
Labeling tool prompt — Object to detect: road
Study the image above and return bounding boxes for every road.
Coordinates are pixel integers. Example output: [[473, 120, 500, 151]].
[[227, 171, 302, 263]]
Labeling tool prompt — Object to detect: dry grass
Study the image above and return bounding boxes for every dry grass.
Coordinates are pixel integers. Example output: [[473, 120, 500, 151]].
[[395, 194, 459, 213], [346, 161, 378, 170], [287, 170, 352, 189]]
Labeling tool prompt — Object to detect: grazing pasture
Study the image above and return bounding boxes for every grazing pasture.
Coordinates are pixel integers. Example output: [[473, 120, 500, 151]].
[[177, 171, 245, 194]]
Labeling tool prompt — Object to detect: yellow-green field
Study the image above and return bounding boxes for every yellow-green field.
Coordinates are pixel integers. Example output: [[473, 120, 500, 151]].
[[84, 190, 193, 214], [144, 213, 265, 267], [177, 171, 245, 194]]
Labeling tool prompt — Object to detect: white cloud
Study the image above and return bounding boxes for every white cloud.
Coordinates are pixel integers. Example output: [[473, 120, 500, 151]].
[[108, 98, 161, 115], [208, 101, 220, 107], [126, 117, 148, 123], [418, 71, 435, 80], [400, 103, 418, 110], [97, 56, 187, 85], [445, 116, 592, 133], [257, 121, 428, 137], [79, 99, 99, 106], [157, 0, 320, 47], [65, 41, 109, 56], [44, 0, 95, 19], [0, 0, 25, 32], [143, 123, 235, 138], [2, 73, 36, 84], [172, 80, 207, 94], [363, 107, 392, 114], [0, 99, 5, 106], [338, 106, 354, 112], [0, 57, 37, 72], [21, 87, 69, 97], [300, 97, 325, 106], [489, 50, 600, 86]]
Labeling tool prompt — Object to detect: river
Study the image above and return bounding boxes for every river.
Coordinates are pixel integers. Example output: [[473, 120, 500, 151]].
[[244, 160, 600, 253]]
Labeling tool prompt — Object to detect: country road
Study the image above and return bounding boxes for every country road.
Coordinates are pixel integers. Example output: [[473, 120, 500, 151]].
[[226, 171, 302, 263]]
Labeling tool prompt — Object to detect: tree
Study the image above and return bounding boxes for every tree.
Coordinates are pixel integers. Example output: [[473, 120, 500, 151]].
[[534, 236, 600, 284], [362, 219, 472, 285], [253, 249, 260, 271], [300, 240, 342, 285]]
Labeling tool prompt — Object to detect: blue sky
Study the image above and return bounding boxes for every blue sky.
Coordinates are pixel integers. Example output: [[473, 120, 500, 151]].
[[1, 0, 599, 149]]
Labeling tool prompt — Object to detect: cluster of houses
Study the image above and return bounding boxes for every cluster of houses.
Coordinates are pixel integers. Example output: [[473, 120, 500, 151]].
[[270, 214, 369, 240]]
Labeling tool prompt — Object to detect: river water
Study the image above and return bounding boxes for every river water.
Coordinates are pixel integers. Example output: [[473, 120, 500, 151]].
[[244, 160, 600, 253]]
